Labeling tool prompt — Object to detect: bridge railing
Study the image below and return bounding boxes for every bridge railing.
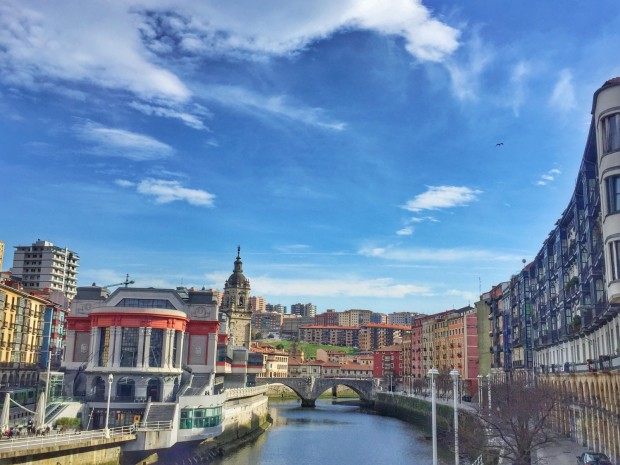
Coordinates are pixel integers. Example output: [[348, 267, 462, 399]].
[[225, 385, 268, 400], [0, 425, 135, 452]]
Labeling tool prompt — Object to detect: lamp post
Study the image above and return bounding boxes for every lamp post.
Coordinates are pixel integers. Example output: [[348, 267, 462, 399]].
[[477, 374, 483, 410], [487, 374, 492, 412], [105, 374, 113, 438], [450, 369, 460, 465], [428, 367, 439, 465]]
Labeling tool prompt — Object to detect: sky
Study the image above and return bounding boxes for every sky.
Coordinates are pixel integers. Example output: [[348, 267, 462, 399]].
[[2, 1, 620, 314]]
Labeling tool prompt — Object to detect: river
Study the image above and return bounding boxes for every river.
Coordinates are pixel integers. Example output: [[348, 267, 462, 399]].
[[212, 398, 444, 465]]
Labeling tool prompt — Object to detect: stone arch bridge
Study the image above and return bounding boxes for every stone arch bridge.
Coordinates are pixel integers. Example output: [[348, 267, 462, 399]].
[[258, 377, 376, 407]]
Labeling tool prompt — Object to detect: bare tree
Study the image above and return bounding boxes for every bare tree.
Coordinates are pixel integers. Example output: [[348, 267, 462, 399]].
[[461, 376, 563, 465]]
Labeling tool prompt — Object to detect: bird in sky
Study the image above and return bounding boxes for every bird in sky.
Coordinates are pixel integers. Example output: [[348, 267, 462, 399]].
[[496, 142, 504, 146]]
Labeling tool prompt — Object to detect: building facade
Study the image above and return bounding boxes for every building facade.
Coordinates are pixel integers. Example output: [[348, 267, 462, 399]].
[[11, 240, 79, 300], [476, 79, 620, 463]]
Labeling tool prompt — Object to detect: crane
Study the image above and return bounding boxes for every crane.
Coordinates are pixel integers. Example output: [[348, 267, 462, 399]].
[[103, 274, 135, 289]]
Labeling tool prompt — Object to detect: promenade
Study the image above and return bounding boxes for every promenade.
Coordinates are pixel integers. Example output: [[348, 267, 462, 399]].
[[388, 391, 593, 465], [0, 425, 135, 458]]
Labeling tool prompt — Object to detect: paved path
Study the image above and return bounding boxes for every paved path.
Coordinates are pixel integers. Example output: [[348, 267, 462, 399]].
[[536, 436, 590, 465]]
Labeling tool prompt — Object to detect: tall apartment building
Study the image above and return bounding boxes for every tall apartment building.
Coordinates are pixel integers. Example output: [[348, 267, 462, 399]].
[[266, 303, 286, 314], [387, 311, 418, 326], [358, 323, 409, 351], [338, 309, 372, 327], [11, 240, 79, 300], [250, 296, 266, 313], [290, 302, 316, 317], [251, 311, 283, 335], [315, 310, 339, 326]]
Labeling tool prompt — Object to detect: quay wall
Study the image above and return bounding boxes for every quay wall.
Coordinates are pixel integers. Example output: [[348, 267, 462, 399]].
[[0, 441, 123, 465]]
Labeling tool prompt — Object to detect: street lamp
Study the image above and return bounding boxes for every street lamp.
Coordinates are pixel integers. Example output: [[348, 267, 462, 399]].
[[450, 369, 460, 465], [428, 367, 439, 465], [487, 374, 492, 411], [105, 374, 113, 438], [477, 374, 483, 409]]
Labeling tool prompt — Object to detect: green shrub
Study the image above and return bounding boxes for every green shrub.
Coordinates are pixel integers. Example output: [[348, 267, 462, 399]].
[[54, 417, 81, 428]]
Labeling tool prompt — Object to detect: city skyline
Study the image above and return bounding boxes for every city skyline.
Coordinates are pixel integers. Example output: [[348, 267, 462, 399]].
[[2, 1, 620, 313]]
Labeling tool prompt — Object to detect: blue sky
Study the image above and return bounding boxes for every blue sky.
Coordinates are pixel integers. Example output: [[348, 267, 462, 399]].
[[2, 1, 619, 314]]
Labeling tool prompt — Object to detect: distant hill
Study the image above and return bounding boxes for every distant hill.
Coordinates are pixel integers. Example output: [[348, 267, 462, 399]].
[[261, 340, 357, 359]]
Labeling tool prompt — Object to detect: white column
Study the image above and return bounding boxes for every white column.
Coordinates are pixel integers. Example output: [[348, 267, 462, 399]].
[[88, 327, 97, 368], [136, 327, 146, 368], [143, 328, 152, 368], [176, 331, 185, 368], [112, 327, 122, 367], [162, 329, 173, 368], [65, 330, 76, 363]]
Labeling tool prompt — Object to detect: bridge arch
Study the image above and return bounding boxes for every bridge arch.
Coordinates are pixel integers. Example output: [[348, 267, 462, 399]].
[[260, 377, 375, 408]]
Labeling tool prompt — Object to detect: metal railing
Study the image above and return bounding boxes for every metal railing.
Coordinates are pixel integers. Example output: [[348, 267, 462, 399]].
[[0, 425, 135, 453], [225, 385, 268, 400], [135, 421, 173, 431]]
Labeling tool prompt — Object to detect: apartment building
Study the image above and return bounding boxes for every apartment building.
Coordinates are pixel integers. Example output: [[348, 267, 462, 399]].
[[11, 240, 79, 300], [358, 323, 410, 351]]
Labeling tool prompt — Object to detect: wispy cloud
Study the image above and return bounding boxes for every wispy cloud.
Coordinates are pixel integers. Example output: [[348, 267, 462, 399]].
[[549, 69, 576, 113], [536, 168, 561, 186], [359, 245, 522, 263], [444, 33, 493, 101], [201, 85, 346, 131], [74, 121, 174, 161], [117, 178, 215, 207], [402, 186, 482, 212], [129, 101, 212, 130], [396, 227, 414, 236], [508, 61, 530, 116], [205, 273, 433, 298]]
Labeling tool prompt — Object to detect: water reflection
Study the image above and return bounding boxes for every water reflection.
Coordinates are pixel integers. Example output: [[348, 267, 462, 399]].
[[213, 399, 436, 465]]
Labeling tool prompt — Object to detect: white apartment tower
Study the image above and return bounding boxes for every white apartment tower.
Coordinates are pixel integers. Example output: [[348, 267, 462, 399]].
[[11, 239, 79, 300]]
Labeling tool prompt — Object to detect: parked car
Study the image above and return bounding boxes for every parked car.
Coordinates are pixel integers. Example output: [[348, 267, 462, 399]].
[[576, 452, 612, 465]]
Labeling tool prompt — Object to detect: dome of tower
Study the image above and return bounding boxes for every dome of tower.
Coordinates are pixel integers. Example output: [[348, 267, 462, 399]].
[[225, 247, 250, 288]]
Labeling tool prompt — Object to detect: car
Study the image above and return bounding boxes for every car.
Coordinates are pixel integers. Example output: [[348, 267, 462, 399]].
[[576, 451, 613, 465]]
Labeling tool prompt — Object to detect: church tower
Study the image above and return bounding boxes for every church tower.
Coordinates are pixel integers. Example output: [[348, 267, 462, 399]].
[[221, 247, 253, 347]]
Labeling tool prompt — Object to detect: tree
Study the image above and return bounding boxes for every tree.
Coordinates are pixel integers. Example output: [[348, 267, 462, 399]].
[[461, 376, 563, 465]]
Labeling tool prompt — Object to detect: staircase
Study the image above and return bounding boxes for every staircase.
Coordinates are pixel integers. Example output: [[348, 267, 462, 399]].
[[139, 403, 176, 430]]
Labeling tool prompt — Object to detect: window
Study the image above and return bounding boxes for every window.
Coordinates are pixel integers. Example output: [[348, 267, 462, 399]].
[[120, 327, 139, 367], [602, 113, 620, 154], [610, 241, 620, 281], [607, 175, 620, 214]]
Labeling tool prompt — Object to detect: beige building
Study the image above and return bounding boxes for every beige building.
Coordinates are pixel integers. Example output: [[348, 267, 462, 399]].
[[11, 240, 79, 300], [251, 346, 288, 378]]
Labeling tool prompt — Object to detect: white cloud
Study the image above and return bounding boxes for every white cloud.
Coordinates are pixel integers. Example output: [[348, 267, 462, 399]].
[[396, 227, 414, 236], [138, 0, 460, 63], [444, 33, 493, 101], [359, 245, 522, 262], [115, 179, 135, 188], [205, 273, 432, 298], [508, 61, 530, 116], [74, 122, 174, 161], [118, 178, 216, 207], [402, 185, 482, 212], [0, 2, 189, 100], [536, 168, 562, 186], [549, 69, 576, 113], [129, 101, 212, 130], [201, 85, 346, 131]]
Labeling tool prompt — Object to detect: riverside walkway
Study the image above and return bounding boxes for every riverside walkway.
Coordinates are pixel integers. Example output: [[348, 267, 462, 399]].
[[0, 425, 135, 458], [386, 390, 591, 465]]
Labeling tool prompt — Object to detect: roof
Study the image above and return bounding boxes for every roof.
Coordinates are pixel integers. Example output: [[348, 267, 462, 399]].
[[361, 323, 410, 330]]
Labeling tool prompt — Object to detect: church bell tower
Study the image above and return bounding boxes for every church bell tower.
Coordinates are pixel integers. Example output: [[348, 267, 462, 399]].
[[221, 247, 253, 347]]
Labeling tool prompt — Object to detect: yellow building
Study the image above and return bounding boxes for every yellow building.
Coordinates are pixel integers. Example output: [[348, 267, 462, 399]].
[[0, 282, 47, 388]]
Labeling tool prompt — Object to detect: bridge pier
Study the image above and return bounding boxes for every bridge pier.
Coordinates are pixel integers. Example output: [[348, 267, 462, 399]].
[[301, 398, 316, 408]]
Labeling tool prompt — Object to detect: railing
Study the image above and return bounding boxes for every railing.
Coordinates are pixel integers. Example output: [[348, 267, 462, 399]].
[[470, 455, 484, 465], [0, 425, 135, 453], [135, 420, 173, 431], [225, 385, 268, 400]]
